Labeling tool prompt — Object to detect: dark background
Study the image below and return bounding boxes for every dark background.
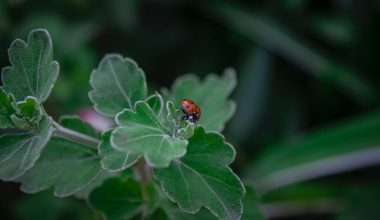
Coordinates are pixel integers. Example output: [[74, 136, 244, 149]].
[[1, 0, 380, 219]]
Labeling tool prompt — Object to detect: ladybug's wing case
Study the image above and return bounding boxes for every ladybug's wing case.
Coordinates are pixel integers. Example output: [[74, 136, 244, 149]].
[[196, 105, 201, 119]]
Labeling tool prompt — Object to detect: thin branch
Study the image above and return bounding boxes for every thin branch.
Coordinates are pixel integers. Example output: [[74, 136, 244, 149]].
[[52, 121, 100, 149], [133, 158, 152, 219]]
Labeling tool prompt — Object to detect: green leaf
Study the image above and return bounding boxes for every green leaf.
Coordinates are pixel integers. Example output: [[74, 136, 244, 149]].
[[1, 29, 59, 103], [111, 101, 187, 168], [247, 110, 380, 192], [18, 117, 101, 197], [11, 97, 43, 130], [168, 69, 236, 132], [166, 100, 181, 122], [59, 115, 100, 138], [154, 127, 245, 220], [18, 137, 101, 197], [15, 191, 94, 220], [89, 54, 147, 117], [99, 130, 139, 172], [146, 93, 164, 116], [74, 170, 114, 199], [177, 121, 195, 139], [148, 207, 216, 220], [149, 181, 216, 220], [89, 177, 143, 220], [0, 116, 53, 181], [0, 88, 16, 129], [99, 94, 165, 172]]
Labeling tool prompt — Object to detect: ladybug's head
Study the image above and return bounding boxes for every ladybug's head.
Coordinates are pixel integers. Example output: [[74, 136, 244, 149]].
[[181, 99, 194, 111]]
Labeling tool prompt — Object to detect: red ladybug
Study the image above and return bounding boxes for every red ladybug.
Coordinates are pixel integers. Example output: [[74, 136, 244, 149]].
[[181, 99, 201, 123]]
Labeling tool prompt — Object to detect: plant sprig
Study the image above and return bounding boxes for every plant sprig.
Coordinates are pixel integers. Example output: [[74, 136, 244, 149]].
[[0, 29, 253, 220]]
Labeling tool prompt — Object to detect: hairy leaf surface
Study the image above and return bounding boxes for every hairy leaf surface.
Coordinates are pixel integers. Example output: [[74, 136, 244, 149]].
[[111, 101, 187, 168], [0, 116, 52, 180], [89, 54, 147, 117], [154, 127, 245, 220], [1, 29, 59, 103]]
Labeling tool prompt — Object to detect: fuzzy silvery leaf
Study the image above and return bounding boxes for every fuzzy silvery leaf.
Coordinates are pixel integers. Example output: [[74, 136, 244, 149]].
[[154, 127, 245, 220], [168, 69, 236, 132], [0, 116, 53, 181], [146, 93, 164, 116], [99, 94, 164, 172], [99, 130, 139, 172], [111, 101, 187, 168], [18, 117, 101, 197], [11, 97, 43, 130], [89, 54, 147, 117], [1, 29, 59, 103]]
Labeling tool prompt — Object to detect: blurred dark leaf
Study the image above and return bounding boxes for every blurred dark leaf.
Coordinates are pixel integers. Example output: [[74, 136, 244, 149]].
[[246, 110, 380, 192], [212, 2, 377, 105], [230, 48, 273, 143], [15, 191, 94, 220]]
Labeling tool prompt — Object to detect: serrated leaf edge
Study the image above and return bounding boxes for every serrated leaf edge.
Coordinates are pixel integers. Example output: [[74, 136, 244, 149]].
[[1, 29, 59, 103], [154, 127, 246, 220]]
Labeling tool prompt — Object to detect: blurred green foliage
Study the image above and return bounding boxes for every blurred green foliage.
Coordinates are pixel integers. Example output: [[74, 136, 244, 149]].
[[1, 0, 380, 219]]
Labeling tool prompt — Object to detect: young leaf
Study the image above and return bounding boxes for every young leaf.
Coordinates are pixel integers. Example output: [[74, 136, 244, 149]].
[[146, 93, 164, 116], [98, 94, 163, 172], [154, 127, 245, 220], [168, 69, 236, 132], [89, 177, 143, 220], [11, 97, 43, 130], [99, 130, 139, 172], [0, 88, 16, 129], [177, 121, 195, 139], [0, 116, 53, 181], [111, 101, 187, 168], [166, 101, 181, 122], [1, 29, 59, 103], [89, 54, 147, 117], [18, 117, 101, 197]]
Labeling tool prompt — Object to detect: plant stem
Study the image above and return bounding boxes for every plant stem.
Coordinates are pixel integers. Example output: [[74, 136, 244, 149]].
[[52, 121, 100, 149], [133, 158, 152, 219]]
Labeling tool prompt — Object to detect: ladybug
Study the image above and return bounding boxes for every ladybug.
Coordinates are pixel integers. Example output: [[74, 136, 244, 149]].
[[180, 99, 201, 123]]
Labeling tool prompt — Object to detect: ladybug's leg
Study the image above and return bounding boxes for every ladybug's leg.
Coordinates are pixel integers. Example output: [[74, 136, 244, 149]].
[[189, 112, 199, 123], [178, 108, 187, 120]]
